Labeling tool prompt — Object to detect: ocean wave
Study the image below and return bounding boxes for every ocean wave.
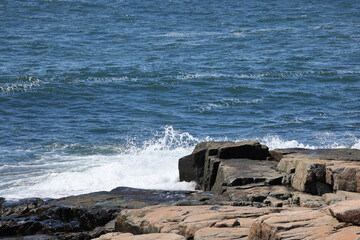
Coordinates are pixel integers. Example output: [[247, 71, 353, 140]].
[[0, 126, 198, 199], [1, 127, 359, 199]]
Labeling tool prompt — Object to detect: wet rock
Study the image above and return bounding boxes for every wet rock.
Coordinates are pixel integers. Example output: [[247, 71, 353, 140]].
[[179, 142, 233, 183], [0, 187, 191, 239], [1, 198, 46, 218], [179, 141, 270, 186], [328, 200, 360, 225]]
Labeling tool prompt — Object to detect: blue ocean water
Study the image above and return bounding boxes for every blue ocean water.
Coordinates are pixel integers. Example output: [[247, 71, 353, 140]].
[[0, 0, 359, 199]]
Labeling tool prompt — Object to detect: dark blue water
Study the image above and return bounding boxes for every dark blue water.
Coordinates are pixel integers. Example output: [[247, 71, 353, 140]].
[[1, 0, 359, 199]]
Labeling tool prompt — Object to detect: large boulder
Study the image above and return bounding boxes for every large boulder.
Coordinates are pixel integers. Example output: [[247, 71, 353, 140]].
[[178, 142, 232, 183], [179, 141, 271, 185], [277, 154, 332, 195], [277, 149, 360, 194]]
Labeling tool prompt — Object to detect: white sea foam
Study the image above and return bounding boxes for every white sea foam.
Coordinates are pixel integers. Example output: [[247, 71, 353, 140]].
[[1, 128, 359, 199], [352, 140, 360, 150], [0, 77, 44, 94], [258, 135, 316, 150], [0, 126, 197, 199]]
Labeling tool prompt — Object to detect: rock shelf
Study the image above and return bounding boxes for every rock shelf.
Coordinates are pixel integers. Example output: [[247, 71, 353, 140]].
[[1, 141, 360, 239]]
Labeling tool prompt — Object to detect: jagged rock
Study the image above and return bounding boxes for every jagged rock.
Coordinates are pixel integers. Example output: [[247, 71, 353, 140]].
[[94, 232, 186, 240], [277, 149, 360, 194], [328, 200, 360, 225], [263, 197, 283, 207], [248, 209, 348, 240], [179, 142, 232, 183], [0, 187, 191, 238], [296, 193, 327, 208], [115, 205, 281, 239], [226, 186, 294, 207], [277, 154, 333, 195], [0, 198, 46, 218], [326, 162, 360, 192], [179, 141, 270, 186], [202, 156, 221, 191]]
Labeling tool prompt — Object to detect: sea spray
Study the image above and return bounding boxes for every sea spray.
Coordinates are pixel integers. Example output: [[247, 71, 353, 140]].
[[0, 126, 198, 199]]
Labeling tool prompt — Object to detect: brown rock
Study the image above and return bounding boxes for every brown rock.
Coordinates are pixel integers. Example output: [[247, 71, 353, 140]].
[[248, 209, 346, 240], [294, 193, 327, 208], [226, 186, 292, 205], [326, 226, 360, 240], [115, 205, 281, 239], [194, 227, 248, 240], [328, 200, 360, 225], [93, 232, 186, 240], [277, 154, 332, 195], [268, 150, 283, 162], [326, 162, 360, 192]]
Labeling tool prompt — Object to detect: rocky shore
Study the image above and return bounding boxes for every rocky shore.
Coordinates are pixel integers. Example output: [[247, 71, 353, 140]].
[[1, 141, 360, 239]]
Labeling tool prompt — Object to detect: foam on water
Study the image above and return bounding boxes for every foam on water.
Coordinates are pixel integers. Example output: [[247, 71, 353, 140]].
[[1, 127, 359, 200], [0, 126, 198, 199]]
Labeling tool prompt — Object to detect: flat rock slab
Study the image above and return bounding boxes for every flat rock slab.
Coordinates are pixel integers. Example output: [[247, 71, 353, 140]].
[[94, 232, 186, 240], [194, 227, 248, 240], [212, 158, 283, 194], [326, 226, 360, 240], [226, 186, 293, 206], [274, 148, 360, 162], [115, 205, 281, 239], [52, 187, 191, 208], [328, 200, 360, 225], [248, 209, 349, 240], [0, 187, 192, 239]]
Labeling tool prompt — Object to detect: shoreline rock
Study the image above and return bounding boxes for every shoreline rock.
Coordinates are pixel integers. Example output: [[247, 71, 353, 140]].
[[1, 141, 360, 239]]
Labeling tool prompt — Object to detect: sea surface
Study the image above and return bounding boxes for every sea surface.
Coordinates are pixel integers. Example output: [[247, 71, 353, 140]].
[[1, 0, 360, 199]]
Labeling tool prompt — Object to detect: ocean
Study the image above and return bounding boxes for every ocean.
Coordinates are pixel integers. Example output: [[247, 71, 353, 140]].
[[0, 0, 359, 199]]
